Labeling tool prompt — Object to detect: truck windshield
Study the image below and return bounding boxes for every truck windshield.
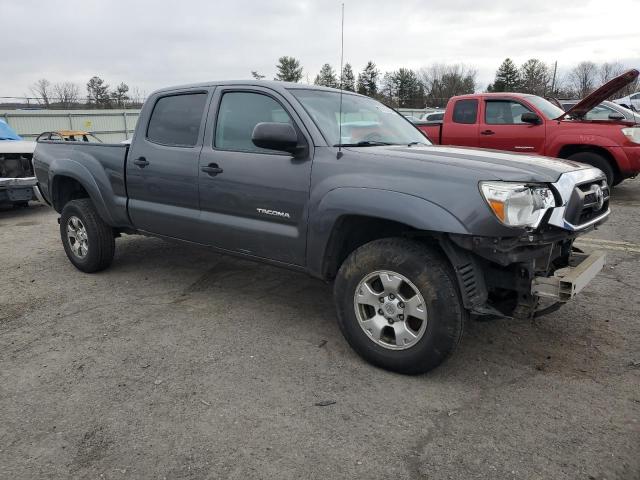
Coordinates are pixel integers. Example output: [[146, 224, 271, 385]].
[[524, 95, 566, 119], [290, 89, 431, 147]]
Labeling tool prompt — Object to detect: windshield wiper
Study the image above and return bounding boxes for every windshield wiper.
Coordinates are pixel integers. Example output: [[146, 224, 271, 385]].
[[407, 141, 427, 146], [333, 140, 397, 147]]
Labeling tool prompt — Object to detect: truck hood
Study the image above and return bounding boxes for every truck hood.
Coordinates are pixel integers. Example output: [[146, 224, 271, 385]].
[[0, 140, 37, 154], [557, 69, 639, 120], [352, 145, 588, 183]]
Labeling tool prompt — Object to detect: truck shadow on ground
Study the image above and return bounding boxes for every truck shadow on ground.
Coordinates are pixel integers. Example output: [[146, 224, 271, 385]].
[[108, 234, 617, 379]]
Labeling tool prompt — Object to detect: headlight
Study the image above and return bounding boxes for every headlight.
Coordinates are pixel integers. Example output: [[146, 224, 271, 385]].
[[480, 182, 555, 228], [621, 127, 640, 144]]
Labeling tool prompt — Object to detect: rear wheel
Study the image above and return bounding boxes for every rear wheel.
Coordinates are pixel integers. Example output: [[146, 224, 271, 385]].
[[567, 151, 615, 186], [333, 238, 465, 374], [60, 199, 115, 272]]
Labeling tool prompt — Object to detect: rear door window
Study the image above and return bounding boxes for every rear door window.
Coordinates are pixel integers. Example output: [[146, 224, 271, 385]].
[[147, 93, 207, 147], [452, 99, 478, 124]]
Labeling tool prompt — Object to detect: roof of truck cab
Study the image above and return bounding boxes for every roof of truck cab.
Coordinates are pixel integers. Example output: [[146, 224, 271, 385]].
[[150, 80, 367, 97], [453, 93, 535, 100]]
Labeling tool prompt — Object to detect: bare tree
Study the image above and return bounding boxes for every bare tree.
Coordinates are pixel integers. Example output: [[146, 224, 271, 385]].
[[599, 62, 625, 84], [570, 61, 598, 98], [30, 79, 52, 107], [53, 82, 79, 108], [419, 64, 476, 108], [129, 87, 146, 107]]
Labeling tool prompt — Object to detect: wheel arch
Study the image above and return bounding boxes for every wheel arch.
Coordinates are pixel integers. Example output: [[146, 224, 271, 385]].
[[49, 159, 116, 225], [308, 187, 471, 279], [556, 144, 621, 183]]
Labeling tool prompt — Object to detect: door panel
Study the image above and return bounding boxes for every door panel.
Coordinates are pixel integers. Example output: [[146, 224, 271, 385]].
[[196, 88, 312, 265], [126, 91, 209, 239], [442, 99, 479, 147], [478, 99, 545, 153]]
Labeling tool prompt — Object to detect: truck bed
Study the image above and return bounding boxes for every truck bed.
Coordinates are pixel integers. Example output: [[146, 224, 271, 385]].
[[33, 141, 131, 227], [416, 122, 443, 144]]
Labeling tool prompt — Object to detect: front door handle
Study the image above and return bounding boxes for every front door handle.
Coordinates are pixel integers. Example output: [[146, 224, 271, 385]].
[[201, 163, 223, 176], [480, 130, 495, 135], [133, 157, 149, 167]]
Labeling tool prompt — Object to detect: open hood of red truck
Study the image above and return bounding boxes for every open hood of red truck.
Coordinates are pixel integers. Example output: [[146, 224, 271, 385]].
[[556, 68, 639, 120]]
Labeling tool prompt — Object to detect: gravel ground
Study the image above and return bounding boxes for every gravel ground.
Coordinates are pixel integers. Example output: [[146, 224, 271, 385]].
[[1, 179, 639, 480]]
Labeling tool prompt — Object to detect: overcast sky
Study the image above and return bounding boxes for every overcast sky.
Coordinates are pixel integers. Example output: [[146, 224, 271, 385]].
[[3, 0, 639, 99]]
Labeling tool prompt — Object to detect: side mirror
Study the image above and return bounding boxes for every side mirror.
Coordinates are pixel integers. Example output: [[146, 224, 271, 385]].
[[608, 112, 625, 120], [521, 112, 542, 125], [252, 122, 302, 154]]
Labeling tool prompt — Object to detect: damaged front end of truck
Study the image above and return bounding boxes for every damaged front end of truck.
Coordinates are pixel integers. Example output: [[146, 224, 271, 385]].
[[440, 168, 610, 320]]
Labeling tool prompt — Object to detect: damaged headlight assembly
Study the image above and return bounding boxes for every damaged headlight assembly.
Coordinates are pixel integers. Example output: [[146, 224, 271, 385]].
[[480, 182, 555, 228]]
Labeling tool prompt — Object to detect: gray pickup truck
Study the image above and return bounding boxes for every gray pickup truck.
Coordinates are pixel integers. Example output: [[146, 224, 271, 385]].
[[33, 81, 609, 374]]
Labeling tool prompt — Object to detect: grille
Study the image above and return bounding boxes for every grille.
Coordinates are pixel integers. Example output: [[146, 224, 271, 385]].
[[565, 179, 609, 227]]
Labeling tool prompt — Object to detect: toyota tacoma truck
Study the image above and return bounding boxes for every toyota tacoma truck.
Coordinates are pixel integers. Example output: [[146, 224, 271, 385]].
[[33, 81, 609, 374], [417, 69, 640, 186]]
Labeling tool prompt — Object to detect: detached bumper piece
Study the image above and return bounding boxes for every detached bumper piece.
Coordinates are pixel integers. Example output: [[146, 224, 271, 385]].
[[531, 251, 606, 302]]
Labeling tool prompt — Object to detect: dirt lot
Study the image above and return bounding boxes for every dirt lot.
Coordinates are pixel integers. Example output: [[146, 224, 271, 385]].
[[1, 180, 639, 480]]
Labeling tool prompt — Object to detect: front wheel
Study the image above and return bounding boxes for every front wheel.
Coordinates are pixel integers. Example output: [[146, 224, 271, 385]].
[[333, 238, 466, 374], [567, 151, 615, 187], [60, 199, 115, 273]]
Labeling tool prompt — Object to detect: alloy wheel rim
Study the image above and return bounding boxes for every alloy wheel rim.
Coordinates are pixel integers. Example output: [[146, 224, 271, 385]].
[[353, 270, 428, 350], [66, 216, 89, 258]]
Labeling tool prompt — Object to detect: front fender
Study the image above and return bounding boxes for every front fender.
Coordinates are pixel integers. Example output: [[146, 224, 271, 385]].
[[306, 187, 471, 277], [547, 134, 620, 157]]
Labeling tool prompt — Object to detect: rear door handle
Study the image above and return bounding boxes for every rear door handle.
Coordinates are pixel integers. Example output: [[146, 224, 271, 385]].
[[133, 157, 149, 167], [201, 163, 223, 176], [480, 130, 495, 135]]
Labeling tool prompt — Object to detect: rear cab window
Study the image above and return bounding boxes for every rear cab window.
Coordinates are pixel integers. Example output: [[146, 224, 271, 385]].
[[452, 99, 478, 124], [147, 93, 208, 147]]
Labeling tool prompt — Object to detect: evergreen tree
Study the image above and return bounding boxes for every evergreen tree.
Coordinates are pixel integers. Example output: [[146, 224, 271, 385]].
[[110, 82, 129, 108], [519, 59, 549, 96], [86, 76, 110, 107], [274, 56, 303, 82], [393, 68, 423, 108], [314, 64, 338, 88], [487, 58, 520, 92], [341, 63, 355, 91], [356, 61, 380, 96], [251, 71, 265, 80]]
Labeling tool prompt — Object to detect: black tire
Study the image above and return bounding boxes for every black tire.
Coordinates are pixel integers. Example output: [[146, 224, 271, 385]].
[[567, 151, 615, 187], [60, 198, 115, 273], [333, 238, 466, 375]]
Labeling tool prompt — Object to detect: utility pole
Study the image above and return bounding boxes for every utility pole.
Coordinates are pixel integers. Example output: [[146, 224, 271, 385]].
[[550, 61, 558, 96]]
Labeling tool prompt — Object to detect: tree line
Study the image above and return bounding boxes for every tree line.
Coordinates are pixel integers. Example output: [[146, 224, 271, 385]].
[[20, 57, 638, 111], [253, 56, 476, 108], [27, 76, 144, 109], [487, 58, 639, 99], [259, 56, 638, 108]]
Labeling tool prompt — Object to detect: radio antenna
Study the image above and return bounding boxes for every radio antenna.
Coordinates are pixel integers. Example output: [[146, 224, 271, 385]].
[[337, 3, 345, 159]]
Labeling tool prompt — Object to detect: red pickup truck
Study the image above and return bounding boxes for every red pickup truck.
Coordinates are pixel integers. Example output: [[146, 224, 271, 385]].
[[417, 69, 640, 185]]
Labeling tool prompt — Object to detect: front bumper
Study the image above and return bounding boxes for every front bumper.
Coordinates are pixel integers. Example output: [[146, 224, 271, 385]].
[[0, 176, 38, 203], [531, 251, 606, 302]]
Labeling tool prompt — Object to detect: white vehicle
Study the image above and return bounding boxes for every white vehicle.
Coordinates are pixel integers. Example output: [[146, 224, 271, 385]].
[[0, 120, 38, 207], [613, 92, 640, 112], [420, 110, 445, 122]]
